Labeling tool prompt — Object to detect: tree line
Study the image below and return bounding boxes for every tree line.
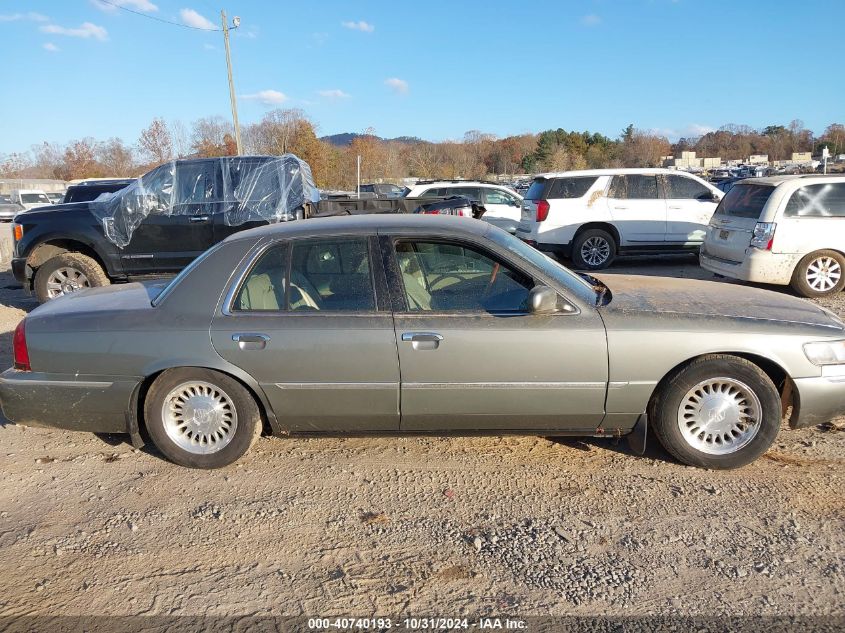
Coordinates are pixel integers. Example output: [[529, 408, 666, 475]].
[[1, 110, 843, 190]]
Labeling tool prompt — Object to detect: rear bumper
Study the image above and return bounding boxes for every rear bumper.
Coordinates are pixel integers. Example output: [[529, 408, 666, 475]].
[[0, 368, 139, 433], [699, 249, 799, 285], [790, 369, 845, 429]]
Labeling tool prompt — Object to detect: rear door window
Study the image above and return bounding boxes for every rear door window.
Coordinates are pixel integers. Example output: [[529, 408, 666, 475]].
[[609, 175, 659, 199], [548, 177, 598, 199], [664, 175, 712, 200], [447, 187, 482, 201], [482, 189, 520, 205], [714, 184, 774, 219], [784, 183, 845, 218]]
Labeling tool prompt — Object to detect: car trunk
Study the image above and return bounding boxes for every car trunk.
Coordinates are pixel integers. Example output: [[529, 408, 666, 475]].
[[704, 183, 775, 262]]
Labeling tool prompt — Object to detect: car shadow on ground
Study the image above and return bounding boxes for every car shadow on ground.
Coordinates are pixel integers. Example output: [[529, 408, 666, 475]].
[[548, 434, 676, 465]]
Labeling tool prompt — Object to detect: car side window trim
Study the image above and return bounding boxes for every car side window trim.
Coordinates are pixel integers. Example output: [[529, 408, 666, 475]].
[[221, 233, 389, 316]]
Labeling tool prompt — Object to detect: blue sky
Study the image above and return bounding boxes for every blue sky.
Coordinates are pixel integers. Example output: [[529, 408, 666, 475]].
[[1, 0, 844, 154]]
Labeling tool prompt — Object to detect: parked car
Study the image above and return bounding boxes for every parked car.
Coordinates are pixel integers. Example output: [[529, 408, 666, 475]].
[[2, 215, 843, 470], [405, 180, 523, 233], [700, 175, 845, 298], [416, 195, 479, 218], [714, 177, 745, 194], [358, 183, 408, 198], [0, 202, 25, 222], [516, 169, 723, 270], [63, 178, 134, 203], [10, 189, 52, 211], [46, 192, 65, 205], [11, 155, 315, 303]]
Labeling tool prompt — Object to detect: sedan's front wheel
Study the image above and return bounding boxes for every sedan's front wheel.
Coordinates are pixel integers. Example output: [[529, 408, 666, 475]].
[[649, 355, 781, 469], [144, 368, 262, 468]]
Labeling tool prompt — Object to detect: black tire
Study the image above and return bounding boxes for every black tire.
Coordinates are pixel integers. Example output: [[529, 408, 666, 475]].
[[789, 250, 845, 298], [648, 355, 781, 469], [34, 252, 110, 303], [144, 368, 262, 469], [572, 229, 617, 270]]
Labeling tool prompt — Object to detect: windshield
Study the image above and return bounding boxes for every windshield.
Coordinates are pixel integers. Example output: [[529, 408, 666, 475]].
[[21, 193, 50, 204], [486, 228, 598, 304], [714, 183, 774, 220], [524, 179, 548, 200]]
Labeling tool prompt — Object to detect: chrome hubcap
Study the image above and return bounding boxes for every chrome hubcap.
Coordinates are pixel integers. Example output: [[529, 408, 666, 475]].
[[677, 377, 762, 455], [580, 237, 611, 267], [806, 256, 842, 292], [162, 381, 238, 454], [46, 267, 89, 298]]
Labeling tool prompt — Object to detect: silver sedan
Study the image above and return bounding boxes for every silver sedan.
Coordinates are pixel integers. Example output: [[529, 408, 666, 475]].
[[1, 215, 844, 469]]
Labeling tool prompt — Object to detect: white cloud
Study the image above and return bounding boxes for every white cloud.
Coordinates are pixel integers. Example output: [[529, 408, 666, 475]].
[[241, 90, 288, 106], [342, 20, 374, 33], [43, 42, 60, 52], [40, 22, 108, 41], [319, 89, 350, 100], [581, 14, 601, 26], [384, 77, 409, 95], [92, 0, 158, 12], [180, 8, 215, 30], [0, 12, 49, 23], [683, 123, 716, 137]]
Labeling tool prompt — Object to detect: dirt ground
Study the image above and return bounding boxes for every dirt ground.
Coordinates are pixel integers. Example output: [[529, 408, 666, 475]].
[[0, 253, 843, 621]]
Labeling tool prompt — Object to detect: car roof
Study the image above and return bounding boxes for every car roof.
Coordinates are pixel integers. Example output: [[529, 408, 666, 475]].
[[534, 168, 702, 178], [734, 174, 845, 187], [225, 214, 492, 243]]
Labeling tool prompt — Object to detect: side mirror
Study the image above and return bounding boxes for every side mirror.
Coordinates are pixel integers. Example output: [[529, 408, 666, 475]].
[[528, 285, 559, 314]]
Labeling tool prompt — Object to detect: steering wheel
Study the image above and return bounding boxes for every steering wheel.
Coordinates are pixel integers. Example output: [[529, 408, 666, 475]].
[[428, 273, 466, 289]]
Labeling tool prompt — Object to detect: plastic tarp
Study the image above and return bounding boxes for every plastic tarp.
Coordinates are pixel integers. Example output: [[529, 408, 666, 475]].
[[93, 155, 316, 247]]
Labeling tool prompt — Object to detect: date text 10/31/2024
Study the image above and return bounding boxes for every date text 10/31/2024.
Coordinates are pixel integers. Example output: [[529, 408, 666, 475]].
[[307, 617, 528, 630]]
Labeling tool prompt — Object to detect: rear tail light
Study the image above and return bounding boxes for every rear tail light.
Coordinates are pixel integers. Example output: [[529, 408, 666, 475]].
[[536, 200, 550, 222], [750, 222, 777, 250], [13, 320, 30, 371]]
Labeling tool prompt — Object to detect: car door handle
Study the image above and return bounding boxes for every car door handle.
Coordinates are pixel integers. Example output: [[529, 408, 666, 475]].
[[189, 216, 210, 223], [401, 332, 444, 351], [612, 206, 628, 210], [668, 205, 682, 210], [232, 333, 269, 350]]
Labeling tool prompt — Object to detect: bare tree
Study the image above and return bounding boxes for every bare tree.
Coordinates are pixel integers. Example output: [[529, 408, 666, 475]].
[[138, 118, 173, 165]]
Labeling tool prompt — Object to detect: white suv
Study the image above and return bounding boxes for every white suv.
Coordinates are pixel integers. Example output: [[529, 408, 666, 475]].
[[700, 175, 845, 297], [405, 180, 523, 233], [515, 168, 723, 269]]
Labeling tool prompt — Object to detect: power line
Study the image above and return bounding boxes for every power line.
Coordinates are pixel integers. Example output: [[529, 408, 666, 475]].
[[95, 0, 221, 31]]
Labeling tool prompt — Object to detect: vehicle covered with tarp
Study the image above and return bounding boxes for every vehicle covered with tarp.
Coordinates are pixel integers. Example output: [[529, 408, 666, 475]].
[[11, 155, 318, 302]]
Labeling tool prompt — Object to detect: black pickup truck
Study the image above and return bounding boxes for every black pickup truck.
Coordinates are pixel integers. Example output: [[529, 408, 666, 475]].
[[12, 155, 315, 302]]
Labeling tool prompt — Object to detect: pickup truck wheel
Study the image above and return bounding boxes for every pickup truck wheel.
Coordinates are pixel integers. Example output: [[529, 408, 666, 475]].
[[790, 250, 845, 298], [34, 252, 110, 303], [572, 229, 616, 270], [144, 368, 262, 469], [648, 355, 781, 469]]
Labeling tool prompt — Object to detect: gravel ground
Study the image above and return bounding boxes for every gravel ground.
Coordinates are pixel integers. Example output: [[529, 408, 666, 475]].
[[0, 254, 843, 619]]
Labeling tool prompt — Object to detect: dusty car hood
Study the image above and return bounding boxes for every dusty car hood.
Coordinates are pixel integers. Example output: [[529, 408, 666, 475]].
[[596, 274, 844, 329]]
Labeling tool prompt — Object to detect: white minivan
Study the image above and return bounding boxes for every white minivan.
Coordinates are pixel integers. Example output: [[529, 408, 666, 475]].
[[515, 168, 723, 269], [700, 175, 845, 297]]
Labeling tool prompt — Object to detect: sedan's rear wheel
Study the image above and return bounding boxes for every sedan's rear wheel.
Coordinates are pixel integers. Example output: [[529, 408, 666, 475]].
[[790, 250, 845, 298], [649, 355, 781, 469], [144, 368, 262, 468]]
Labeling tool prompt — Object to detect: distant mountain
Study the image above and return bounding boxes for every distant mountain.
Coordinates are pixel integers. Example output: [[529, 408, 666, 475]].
[[320, 132, 426, 147]]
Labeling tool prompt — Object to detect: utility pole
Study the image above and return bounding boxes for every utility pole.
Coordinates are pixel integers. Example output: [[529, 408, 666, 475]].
[[357, 155, 361, 198], [221, 10, 243, 155]]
